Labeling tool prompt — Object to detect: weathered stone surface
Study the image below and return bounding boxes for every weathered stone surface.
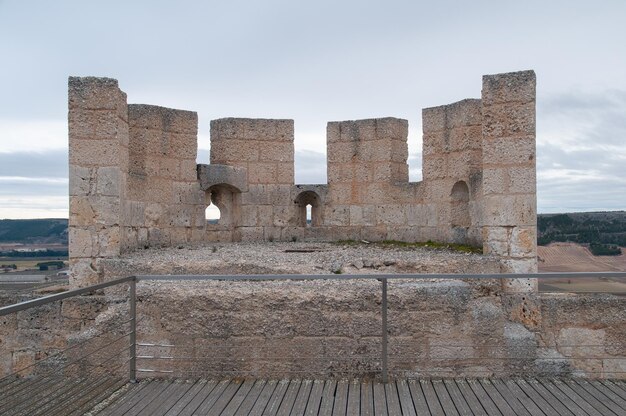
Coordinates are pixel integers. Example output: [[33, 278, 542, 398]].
[[67, 71, 538, 298]]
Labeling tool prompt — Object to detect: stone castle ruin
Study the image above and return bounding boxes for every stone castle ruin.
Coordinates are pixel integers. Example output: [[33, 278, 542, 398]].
[[2, 70, 624, 381], [69, 70, 537, 288]]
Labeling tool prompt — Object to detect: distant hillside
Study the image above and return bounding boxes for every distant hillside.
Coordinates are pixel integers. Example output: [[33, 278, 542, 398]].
[[538, 211, 625, 255], [0, 219, 68, 244]]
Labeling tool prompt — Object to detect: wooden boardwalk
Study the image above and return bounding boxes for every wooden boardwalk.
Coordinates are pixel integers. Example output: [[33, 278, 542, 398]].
[[1, 377, 625, 415]]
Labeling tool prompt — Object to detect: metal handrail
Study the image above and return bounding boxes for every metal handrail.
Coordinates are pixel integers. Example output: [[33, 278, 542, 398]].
[[1, 271, 625, 384], [135, 271, 626, 281], [0, 275, 135, 316]]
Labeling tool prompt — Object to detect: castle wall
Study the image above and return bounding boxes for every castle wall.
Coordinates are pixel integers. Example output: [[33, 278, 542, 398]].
[[68, 80, 205, 286], [68, 70, 538, 289], [481, 71, 538, 291], [124, 105, 205, 250], [208, 118, 296, 242], [68, 77, 128, 287], [422, 99, 484, 246]]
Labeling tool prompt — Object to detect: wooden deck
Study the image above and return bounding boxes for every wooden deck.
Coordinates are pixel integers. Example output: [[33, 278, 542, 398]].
[[1, 377, 625, 415]]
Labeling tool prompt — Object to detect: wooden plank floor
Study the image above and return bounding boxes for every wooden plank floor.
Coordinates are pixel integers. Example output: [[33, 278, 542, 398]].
[[1, 377, 625, 415]]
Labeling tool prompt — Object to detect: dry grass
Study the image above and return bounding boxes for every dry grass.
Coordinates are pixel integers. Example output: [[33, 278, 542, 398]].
[[538, 242, 626, 294]]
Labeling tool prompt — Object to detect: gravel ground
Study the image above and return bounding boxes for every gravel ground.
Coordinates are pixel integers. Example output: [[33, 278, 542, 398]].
[[103, 241, 502, 277]]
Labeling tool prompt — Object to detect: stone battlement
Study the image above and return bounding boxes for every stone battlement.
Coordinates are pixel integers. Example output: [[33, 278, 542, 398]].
[[68, 70, 538, 290]]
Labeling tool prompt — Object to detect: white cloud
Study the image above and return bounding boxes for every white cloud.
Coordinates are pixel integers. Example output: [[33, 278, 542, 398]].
[[0, 196, 67, 219], [0, 120, 67, 152]]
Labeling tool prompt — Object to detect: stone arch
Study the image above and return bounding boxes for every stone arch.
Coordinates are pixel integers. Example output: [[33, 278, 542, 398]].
[[205, 183, 242, 228], [450, 180, 470, 228], [294, 191, 322, 227]]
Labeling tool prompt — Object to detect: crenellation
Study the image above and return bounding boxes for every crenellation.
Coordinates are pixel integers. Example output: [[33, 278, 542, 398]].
[[68, 70, 538, 290]]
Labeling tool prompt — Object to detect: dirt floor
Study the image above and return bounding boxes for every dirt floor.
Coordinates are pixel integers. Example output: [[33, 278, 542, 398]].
[[538, 242, 626, 294]]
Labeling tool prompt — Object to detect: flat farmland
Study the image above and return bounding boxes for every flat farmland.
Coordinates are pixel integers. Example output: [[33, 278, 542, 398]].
[[538, 242, 626, 294]]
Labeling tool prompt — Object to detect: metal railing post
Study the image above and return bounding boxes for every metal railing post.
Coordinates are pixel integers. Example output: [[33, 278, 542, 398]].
[[129, 277, 137, 383], [381, 278, 388, 383]]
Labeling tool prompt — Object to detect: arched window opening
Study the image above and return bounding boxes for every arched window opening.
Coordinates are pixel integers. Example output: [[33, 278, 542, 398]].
[[295, 191, 322, 227], [306, 204, 312, 226], [450, 180, 470, 228], [205, 201, 221, 224], [205, 184, 241, 228]]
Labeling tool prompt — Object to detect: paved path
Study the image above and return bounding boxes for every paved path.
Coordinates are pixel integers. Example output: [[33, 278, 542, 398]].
[[1, 376, 625, 415]]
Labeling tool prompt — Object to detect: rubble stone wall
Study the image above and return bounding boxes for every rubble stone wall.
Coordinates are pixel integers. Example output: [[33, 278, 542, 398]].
[[3, 281, 623, 380]]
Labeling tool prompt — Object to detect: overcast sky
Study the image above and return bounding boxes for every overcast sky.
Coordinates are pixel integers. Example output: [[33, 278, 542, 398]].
[[1, 0, 625, 218]]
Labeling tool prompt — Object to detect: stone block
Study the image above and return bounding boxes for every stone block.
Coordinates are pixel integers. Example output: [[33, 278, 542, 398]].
[[263, 226, 282, 241], [500, 258, 538, 274], [303, 226, 333, 241], [363, 139, 392, 162], [327, 183, 352, 205], [96, 167, 120, 196], [446, 151, 471, 178], [508, 166, 536, 194], [281, 226, 304, 242], [376, 204, 407, 225], [97, 226, 121, 257], [248, 163, 277, 184], [259, 142, 294, 163], [172, 181, 203, 205], [272, 206, 293, 227], [168, 205, 196, 227], [128, 104, 197, 135], [69, 228, 94, 258], [482, 70, 536, 105], [69, 165, 94, 196], [422, 131, 446, 156], [144, 203, 167, 227], [276, 163, 294, 184], [180, 159, 199, 181], [240, 185, 266, 205], [168, 133, 197, 159], [422, 106, 446, 133], [170, 227, 191, 244], [198, 163, 248, 193], [211, 118, 245, 141], [70, 196, 120, 227], [509, 226, 537, 257], [422, 156, 447, 180], [482, 168, 508, 195], [267, 184, 292, 204], [391, 139, 408, 163], [68, 76, 122, 110], [210, 139, 259, 163], [257, 205, 273, 226], [483, 194, 536, 226], [148, 227, 171, 246], [482, 102, 535, 139], [376, 117, 408, 141], [483, 136, 535, 166], [326, 122, 341, 143], [69, 139, 119, 167], [240, 205, 258, 227], [69, 109, 121, 141], [407, 204, 436, 227], [327, 163, 354, 183], [242, 119, 293, 141], [327, 142, 357, 163], [325, 205, 350, 226], [349, 205, 376, 226], [360, 225, 388, 242]]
